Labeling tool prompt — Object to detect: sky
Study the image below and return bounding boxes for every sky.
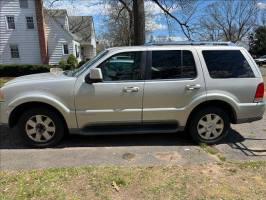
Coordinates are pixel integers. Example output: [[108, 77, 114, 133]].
[[44, 0, 266, 41]]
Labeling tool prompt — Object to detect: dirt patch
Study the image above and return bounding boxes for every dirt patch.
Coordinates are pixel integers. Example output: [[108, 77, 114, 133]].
[[122, 153, 136, 161], [154, 151, 181, 162]]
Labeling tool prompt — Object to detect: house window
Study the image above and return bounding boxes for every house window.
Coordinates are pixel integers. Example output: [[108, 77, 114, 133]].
[[19, 0, 28, 8], [26, 17, 34, 29], [6, 16, 15, 29], [63, 44, 69, 55], [10, 45, 20, 58]]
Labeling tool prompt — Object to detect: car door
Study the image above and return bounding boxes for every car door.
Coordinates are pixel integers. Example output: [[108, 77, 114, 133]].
[[75, 51, 146, 129], [142, 48, 206, 128]]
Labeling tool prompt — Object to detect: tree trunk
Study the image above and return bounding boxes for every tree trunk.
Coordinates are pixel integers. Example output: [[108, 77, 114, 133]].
[[133, 0, 145, 45]]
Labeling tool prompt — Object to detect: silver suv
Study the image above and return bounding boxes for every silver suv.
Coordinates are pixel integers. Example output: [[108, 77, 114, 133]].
[[0, 42, 265, 147]]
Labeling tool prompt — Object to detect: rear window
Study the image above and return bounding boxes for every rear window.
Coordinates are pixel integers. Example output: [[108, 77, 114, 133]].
[[151, 50, 197, 79], [202, 50, 254, 78]]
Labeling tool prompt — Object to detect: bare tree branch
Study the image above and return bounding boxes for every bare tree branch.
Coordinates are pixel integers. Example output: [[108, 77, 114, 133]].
[[199, 0, 258, 42], [151, 0, 196, 40]]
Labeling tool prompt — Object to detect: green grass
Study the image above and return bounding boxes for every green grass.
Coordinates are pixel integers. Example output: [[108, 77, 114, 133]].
[[1, 162, 266, 200], [199, 143, 219, 155], [199, 143, 228, 162], [237, 160, 266, 169]]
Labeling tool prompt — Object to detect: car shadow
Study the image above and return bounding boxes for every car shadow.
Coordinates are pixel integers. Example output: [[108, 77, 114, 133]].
[[225, 135, 266, 157], [0, 125, 246, 149]]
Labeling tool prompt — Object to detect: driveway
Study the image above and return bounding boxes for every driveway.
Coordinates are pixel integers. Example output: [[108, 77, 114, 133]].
[[1, 111, 265, 170]]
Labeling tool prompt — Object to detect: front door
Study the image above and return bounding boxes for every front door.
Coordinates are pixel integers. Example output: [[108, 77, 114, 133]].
[[142, 49, 206, 127], [75, 51, 146, 128]]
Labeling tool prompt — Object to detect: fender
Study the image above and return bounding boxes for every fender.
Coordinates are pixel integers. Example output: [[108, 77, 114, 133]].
[[179, 92, 239, 126], [206, 92, 240, 113], [8, 93, 78, 129]]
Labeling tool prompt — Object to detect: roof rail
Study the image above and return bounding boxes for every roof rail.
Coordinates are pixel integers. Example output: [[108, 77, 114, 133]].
[[145, 41, 235, 46]]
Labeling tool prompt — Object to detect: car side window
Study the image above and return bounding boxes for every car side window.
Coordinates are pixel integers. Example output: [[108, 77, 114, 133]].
[[151, 50, 197, 79], [202, 50, 255, 78], [98, 52, 143, 81]]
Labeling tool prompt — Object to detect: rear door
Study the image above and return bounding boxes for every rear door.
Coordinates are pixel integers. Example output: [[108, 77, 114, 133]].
[[142, 48, 206, 127]]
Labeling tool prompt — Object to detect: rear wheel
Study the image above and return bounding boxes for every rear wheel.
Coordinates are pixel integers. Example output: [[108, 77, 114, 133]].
[[188, 107, 230, 144], [17, 108, 65, 147]]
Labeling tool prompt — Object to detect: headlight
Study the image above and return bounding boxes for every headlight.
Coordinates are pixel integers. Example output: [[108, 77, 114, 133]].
[[0, 89, 5, 102]]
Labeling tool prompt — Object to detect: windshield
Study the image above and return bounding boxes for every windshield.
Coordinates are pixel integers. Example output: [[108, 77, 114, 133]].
[[64, 50, 108, 77]]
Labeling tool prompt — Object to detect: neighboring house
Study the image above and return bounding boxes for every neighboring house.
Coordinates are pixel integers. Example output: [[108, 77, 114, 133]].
[[69, 16, 97, 61], [0, 0, 42, 64], [44, 9, 83, 65], [0, 0, 96, 65]]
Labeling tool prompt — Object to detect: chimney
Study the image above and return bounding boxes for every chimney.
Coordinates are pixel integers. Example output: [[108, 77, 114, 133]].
[[35, 0, 48, 64]]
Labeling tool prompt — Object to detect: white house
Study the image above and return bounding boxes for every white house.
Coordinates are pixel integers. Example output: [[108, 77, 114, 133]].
[[44, 9, 83, 65], [68, 16, 97, 61], [0, 0, 96, 65]]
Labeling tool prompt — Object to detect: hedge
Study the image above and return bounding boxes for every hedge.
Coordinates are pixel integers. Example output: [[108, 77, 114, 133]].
[[0, 64, 73, 77]]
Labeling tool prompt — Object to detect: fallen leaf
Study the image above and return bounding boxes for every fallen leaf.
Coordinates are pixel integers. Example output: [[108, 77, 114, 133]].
[[112, 181, 120, 192]]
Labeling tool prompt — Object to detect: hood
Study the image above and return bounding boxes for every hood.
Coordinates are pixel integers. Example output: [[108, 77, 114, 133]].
[[4, 72, 67, 86]]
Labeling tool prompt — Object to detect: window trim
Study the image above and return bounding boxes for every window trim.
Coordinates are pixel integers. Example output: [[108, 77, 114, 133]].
[[202, 49, 255, 79], [9, 44, 20, 59], [25, 16, 34, 29], [62, 43, 69, 55], [92, 51, 147, 82], [146, 50, 198, 81], [6, 15, 15, 30], [19, 0, 28, 8]]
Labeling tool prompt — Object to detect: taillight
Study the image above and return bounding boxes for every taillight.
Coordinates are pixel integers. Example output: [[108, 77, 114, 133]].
[[254, 83, 264, 102]]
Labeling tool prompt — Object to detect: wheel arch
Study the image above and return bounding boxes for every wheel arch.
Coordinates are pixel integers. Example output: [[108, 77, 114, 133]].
[[186, 100, 237, 128], [9, 102, 68, 130]]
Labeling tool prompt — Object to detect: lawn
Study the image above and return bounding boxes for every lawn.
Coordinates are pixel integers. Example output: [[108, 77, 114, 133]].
[[1, 161, 266, 200]]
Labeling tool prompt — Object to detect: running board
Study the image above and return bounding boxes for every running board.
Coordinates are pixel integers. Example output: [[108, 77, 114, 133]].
[[77, 121, 182, 135]]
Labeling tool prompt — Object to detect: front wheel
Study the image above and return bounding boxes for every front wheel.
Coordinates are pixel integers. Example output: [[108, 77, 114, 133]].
[[17, 108, 65, 148], [188, 107, 230, 144]]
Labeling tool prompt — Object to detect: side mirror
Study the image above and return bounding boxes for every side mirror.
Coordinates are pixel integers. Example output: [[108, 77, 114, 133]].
[[85, 68, 103, 84]]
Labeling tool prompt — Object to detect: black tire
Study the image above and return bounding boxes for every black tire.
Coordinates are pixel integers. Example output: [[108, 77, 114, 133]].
[[17, 108, 65, 148], [188, 107, 230, 144]]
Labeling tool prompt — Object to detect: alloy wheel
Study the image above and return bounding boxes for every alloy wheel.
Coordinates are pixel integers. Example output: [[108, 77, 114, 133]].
[[25, 115, 56, 143], [197, 114, 224, 140]]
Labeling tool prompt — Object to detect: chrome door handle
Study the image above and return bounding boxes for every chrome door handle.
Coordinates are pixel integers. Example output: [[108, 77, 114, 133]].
[[186, 84, 201, 90], [123, 86, 139, 93]]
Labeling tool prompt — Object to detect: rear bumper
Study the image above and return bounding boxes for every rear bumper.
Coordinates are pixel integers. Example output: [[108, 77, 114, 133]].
[[235, 101, 265, 124], [236, 116, 263, 124], [0, 102, 9, 126]]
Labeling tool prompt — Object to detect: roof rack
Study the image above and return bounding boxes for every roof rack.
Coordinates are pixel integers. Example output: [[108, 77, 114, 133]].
[[145, 41, 235, 46]]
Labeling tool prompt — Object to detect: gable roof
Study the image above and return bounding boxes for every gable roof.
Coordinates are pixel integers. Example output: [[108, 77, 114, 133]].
[[45, 9, 68, 18], [44, 9, 82, 42], [68, 16, 93, 43]]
